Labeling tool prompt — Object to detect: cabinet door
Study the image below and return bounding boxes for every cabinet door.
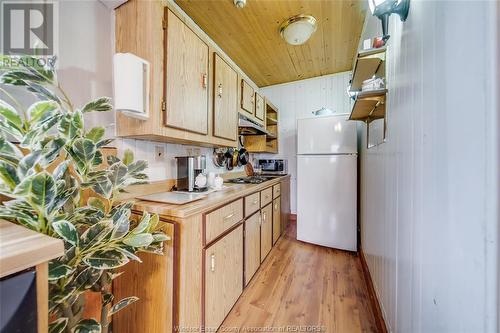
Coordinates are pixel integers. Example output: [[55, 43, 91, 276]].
[[255, 93, 265, 122], [205, 224, 243, 330], [213, 54, 238, 140], [165, 9, 209, 134], [244, 213, 261, 286], [260, 204, 273, 262], [280, 178, 291, 232], [113, 217, 176, 333], [272, 198, 281, 245], [240, 79, 255, 115]]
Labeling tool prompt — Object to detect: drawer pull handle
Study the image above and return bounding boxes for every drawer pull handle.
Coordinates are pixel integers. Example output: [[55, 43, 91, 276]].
[[259, 215, 262, 226], [202, 73, 208, 88], [275, 204, 278, 210], [218, 83, 223, 98], [210, 254, 216, 272], [262, 212, 266, 222], [223, 213, 235, 220], [252, 200, 258, 205]]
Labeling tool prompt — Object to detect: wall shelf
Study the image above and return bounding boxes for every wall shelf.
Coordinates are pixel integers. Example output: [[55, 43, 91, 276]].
[[349, 94, 386, 122], [245, 100, 278, 153], [348, 47, 387, 123], [349, 47, 386, 92]]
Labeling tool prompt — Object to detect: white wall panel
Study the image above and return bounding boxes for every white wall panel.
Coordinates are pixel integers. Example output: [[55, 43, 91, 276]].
[[260, 73, 353, 213], [359, 1, 499, 332]]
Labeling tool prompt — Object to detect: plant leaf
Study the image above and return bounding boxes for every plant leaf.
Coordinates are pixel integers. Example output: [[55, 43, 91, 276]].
[[52, 220, 78, 246], [115, 245, 142, 262], [74, 267, 102, 291], [80, 220, 113, 250], [81, 97, 112, 113], [109, 296, 139, 316], [152, 233, 171, 242], [127, 160, 147, 176], [28, 100, 58, 124], [123, 233, 154, 248], [87, 197, 105, 212], [108, 163, 128, 189], [71, 319, 101, 333], [91, 177, 112, 199], [0, 162, 19, 190], [106, 155, 120, 166], [122, 149, 134, 166], [27, 82, 61, 103], [48, 261, 73, 281], [85, 127, 105, 143], [0, 99, 23, 130], [131, 212, 150, 235], [40, 138, 65, 166], [17, 150, 41, 177], [14, 172, 56, 213], [49, 318, 68, 333], [83, 249, 129, 270], [102, 293, 114, 306]]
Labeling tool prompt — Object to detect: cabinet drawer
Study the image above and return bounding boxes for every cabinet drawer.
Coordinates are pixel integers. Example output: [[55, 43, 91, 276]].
[[261, 187, 273, 207], [244, 192, 260, 217], [205, 199, 243, 244], [273, 183, 281, 199]]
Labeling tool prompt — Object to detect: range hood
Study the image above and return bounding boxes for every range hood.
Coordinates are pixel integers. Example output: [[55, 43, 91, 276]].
[[238, 114, 271, 136]]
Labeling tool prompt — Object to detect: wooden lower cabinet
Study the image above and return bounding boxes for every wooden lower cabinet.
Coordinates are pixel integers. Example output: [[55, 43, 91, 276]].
[[260, 204, 273, 262], [272, 198, 281, 245], [244, 212, 261, 286], [113, 216, 177, 333], [204, 224, 243, 330], [280, 177, 291, 232]]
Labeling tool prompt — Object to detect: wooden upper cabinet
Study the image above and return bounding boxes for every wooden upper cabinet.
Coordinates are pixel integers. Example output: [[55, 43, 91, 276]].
[[205, 225, 243, 330], [255, 93, 265, 122], [240, 79, 255, 115], [164, 9, 209, 135], [213, 54, 238, 141]]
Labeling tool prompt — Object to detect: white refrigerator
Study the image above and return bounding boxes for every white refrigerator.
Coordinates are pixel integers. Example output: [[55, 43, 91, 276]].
[[296, 114, 357, 251]]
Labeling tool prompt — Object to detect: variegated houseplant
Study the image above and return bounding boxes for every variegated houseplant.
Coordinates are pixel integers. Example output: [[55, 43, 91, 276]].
[[0, 55, 167, 333]]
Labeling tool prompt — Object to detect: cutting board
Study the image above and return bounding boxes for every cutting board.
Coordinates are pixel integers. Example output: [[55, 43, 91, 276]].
[[136, 192, 206, 205]]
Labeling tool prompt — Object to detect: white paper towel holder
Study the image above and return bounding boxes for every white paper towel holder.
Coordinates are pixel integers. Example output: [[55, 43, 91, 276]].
[[113, 53, 150, 120]]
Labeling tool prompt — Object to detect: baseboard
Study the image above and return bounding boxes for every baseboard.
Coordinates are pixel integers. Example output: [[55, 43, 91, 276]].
[[359, 249, 388, 333]]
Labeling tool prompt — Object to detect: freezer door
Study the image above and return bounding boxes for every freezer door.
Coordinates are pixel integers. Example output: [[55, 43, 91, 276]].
[[297, 155, 357, 251], [297, 115, 357, 155]]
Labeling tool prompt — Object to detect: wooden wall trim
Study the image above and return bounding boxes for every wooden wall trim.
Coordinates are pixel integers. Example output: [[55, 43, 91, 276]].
[[359, 249, 388, 333]]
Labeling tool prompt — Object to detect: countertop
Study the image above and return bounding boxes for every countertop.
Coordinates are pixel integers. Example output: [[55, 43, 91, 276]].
[[130, 175, 290, 219], [0, 220, 64, 278]]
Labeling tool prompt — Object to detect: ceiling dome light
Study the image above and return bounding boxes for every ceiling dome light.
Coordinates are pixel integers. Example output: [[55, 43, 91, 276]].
[[233, 0, 246, 9], [279, 15, 317, 46]]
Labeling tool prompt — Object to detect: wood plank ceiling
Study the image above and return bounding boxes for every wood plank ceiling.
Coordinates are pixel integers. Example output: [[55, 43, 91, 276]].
[[175, 0, 367, 87]]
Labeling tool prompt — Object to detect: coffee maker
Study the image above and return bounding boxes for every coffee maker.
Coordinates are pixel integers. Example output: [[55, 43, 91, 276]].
[[175, 155, 207, 192]]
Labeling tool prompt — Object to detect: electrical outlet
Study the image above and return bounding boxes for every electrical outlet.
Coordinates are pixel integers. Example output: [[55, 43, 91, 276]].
[[154, 145, 165, 162]]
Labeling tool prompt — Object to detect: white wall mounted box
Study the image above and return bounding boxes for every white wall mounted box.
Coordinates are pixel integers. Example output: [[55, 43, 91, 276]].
[[99, 0, 128, 10], [113, 53, 150, 120]]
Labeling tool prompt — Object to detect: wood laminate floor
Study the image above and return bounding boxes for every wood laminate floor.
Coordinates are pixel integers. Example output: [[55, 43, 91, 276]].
[[221, 221, 379, 333]]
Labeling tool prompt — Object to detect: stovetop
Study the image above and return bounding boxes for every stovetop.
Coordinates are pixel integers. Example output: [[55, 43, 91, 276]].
[[226, 176, 278, 184]]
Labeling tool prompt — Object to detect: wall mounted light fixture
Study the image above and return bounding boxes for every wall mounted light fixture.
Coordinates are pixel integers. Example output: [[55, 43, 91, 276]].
[[368, 0, 410, 43]]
